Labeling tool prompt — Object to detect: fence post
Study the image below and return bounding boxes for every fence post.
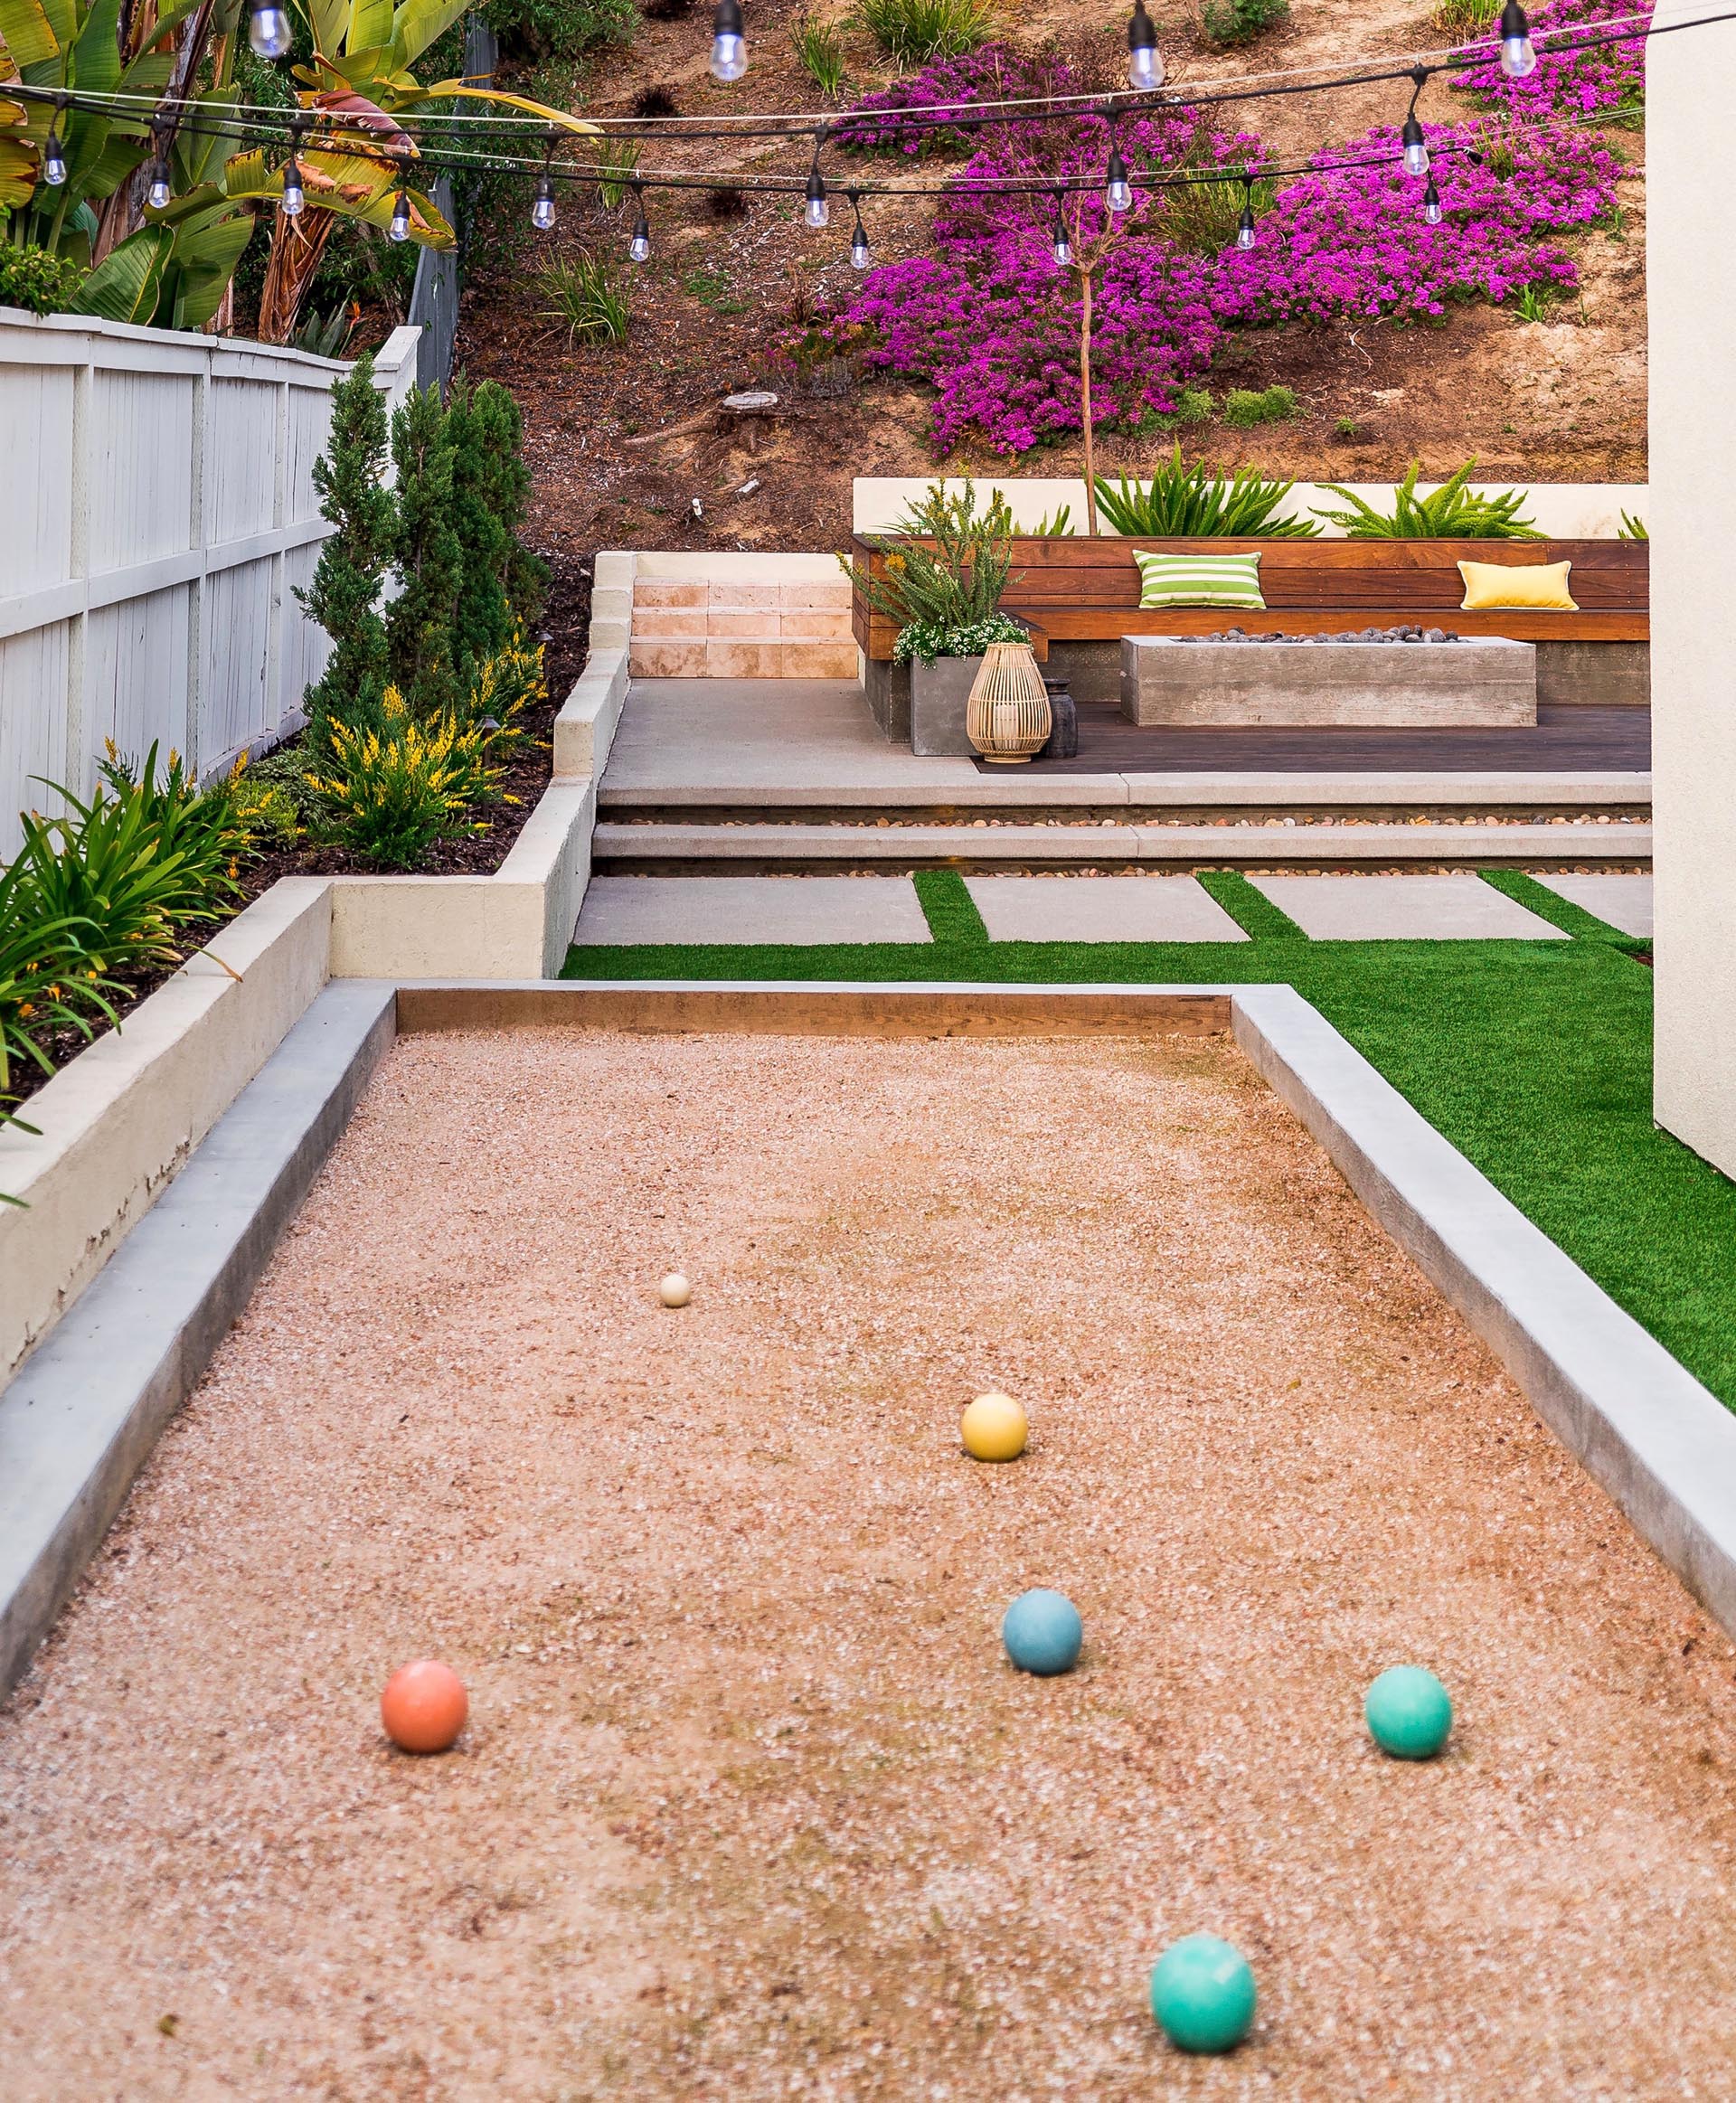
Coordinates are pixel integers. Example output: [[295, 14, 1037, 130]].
[[407, 11, 496, 400]]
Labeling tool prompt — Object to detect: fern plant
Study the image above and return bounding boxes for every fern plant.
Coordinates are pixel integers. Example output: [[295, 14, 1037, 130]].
[[1313, 459, 1542, 539], [1093, 448, 1319, 537]]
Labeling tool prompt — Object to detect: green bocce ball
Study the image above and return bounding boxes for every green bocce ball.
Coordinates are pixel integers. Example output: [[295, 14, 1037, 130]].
[[1364, 1664, 1454, 1759], [1148, 1934, 1257, 2054]]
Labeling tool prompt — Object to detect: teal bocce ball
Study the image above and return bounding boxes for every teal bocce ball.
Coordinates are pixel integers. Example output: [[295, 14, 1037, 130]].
[[1149, 1934, 1257, 2054], [1364, 1664, 1454, 1759], [1000, 1589, 1082, 1676]]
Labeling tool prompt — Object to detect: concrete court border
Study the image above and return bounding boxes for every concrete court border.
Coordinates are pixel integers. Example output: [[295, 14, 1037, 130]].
[[5, 976, 1735, 1702]]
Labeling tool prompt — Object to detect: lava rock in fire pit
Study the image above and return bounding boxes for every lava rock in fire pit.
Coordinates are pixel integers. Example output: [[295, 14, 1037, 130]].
[[1197, 626, 1459, 646]]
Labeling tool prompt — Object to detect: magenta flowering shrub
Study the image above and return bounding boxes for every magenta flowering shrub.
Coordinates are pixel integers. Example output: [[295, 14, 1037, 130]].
[[834, 43, 1076, 156], [1212, 118, 1622, 325], [1457, 0, 1649, 121], [824, 44, 1630, 456]]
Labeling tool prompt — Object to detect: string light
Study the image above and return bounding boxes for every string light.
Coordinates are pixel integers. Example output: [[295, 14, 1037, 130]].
[[710, 0, 748, 82], [628, 182, 651, 261], [1401, 111, 1429, 174], [1127, 0, 1165, 90], [146, 127, 171, 211], [1235, 181, 1257, 249], [388, 184, 412, 241], [1422, 174, 1443, 222], [247, 0, 292, 58], [1052, 189, 1072, 267], [805, 142, 829, 228], [42, 99, 67, 186], [280, 118, 306, 216], [1105, 138, 1132, 214], [847, 191, 871, 267], [1499, 0, 1538, 75], [532, 131, 558, 228]]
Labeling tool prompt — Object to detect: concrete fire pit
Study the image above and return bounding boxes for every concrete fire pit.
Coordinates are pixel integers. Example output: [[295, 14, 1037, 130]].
[[1120, 632, 1537, 728]]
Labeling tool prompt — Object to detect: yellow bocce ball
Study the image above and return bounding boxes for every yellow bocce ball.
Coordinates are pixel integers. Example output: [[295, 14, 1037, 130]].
[[960, 1391, 1029, 1462]]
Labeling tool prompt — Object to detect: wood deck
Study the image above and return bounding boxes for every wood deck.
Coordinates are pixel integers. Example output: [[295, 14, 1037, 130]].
[[987, 703, 1653, 776]]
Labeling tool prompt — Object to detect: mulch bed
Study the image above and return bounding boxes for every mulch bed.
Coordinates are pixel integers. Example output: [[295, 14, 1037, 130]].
[[5, 552, 593, 1121]]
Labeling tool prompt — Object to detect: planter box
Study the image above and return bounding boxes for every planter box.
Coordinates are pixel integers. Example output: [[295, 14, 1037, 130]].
[[910, 654, 983, 758], [1120, 636, 1537, 729]]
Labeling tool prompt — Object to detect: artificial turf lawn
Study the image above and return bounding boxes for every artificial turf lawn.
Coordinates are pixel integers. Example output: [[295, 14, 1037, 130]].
[[564, 872, 1736, 1406]]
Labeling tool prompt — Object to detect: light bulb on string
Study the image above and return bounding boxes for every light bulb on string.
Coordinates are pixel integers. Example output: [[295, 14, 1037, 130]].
[[711, 0, 748, 82], [389, 187, 412, 242], [532, 131, 559, 231], [847, 193, 871, 269], [146, 135, 172, 212], [1105, 142, 1132, 215], [628, 185, 651, 263], [1235, 196, 1257, 250], [1498, 0, 1536, 77], [280, 122, 307, 217], [248, 0, 293, 57], [1422, 176, 1442, 224], [1052, 191, 1072, 268], [43, 104, 67, 186], [805, 156, 829, 231], [1401, 113, 1429, 178], [1127, 0, 1164, 91]]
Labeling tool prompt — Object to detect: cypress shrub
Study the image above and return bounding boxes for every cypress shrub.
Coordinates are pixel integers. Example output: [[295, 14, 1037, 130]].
[[296, 355, 392, 720], [385, 384, 464, 715]]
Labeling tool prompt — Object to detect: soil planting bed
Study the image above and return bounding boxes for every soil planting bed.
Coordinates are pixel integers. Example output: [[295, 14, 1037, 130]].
[[3, 1028, 1734, 2098]]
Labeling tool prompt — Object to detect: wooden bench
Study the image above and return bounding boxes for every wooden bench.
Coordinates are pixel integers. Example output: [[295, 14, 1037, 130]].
[[848, 536, 1650, 658]]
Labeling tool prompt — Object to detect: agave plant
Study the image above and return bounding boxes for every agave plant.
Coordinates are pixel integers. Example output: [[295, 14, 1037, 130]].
[[1093, 448, 1320, 538], [1313, 459, 1543, 540]]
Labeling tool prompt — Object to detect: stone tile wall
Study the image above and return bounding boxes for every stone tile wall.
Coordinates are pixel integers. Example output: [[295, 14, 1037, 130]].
[[627, 578, 858, 679]]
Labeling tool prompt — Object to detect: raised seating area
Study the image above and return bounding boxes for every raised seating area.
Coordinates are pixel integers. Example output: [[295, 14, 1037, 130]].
[[848, 535, 1651, 652]]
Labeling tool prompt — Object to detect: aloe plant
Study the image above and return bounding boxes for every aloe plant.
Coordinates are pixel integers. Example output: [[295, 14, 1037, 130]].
[[1092, 448, 1320, 538], [1313, 459, 1543, 540]]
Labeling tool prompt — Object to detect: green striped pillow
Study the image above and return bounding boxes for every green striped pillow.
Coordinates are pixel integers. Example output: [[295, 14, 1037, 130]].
[[1133, 550, 1265, 610]]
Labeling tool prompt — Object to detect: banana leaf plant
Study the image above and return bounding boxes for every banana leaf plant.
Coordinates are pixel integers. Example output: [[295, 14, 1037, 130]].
[[251, 0, 598, 340], [1, 0, 593, 339]]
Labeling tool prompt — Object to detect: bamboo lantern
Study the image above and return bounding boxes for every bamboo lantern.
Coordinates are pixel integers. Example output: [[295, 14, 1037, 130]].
[[966, 640, 1052, 765]]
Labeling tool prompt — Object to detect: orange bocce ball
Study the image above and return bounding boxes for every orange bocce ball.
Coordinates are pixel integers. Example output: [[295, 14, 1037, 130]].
[[381, 1659, 468, 1753]]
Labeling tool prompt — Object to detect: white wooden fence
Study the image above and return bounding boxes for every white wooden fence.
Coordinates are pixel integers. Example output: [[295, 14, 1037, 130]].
[[0, 313, 420, 857]]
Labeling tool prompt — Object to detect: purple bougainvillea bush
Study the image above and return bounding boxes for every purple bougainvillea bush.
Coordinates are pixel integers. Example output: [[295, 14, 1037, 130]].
[[825, 53, 1628, 456], [1456, 0, 1649, 122]]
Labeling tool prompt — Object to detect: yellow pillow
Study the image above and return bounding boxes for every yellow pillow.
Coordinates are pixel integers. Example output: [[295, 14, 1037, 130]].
[[1457, 558, 1578, 611]]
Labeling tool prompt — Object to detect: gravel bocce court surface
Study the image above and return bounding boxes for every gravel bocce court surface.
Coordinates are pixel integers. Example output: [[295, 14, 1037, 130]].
[[4, 1028, 1736, 2099]]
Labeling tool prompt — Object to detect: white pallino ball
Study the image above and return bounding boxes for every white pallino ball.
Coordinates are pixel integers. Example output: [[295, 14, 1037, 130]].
[[659, 1272, 693, 1309]]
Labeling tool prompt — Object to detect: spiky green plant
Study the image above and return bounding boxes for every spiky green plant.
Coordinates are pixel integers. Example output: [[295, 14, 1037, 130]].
[[791, 14, 848, 92], [845, 479, 1020, 640], [537, 253, 630, 343], [1313, 459, 1542, 539], [594, 139, 643, 211], [1092, 448, 1320, 537], [857, 0, 994, 64], [1618, 510, 1648, 541]]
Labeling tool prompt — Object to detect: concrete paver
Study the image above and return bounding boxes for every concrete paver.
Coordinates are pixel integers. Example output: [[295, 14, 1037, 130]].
[[571, 876, 933, 946], [1533, 873, 1654, 938], [964, 875, 1249, 943], [1249, 874, 1570, 940]]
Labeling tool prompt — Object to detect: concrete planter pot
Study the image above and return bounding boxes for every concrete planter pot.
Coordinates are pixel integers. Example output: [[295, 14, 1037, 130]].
[[910, 654, 985, 758]]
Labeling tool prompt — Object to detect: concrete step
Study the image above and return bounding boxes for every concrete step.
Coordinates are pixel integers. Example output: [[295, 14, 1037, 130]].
[[598, 772, 1652, 824], [593, 818, 1653, 875]]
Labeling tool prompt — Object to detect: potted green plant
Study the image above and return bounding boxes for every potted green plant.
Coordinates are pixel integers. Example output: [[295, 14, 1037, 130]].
[[848, 481, 1036, 757]]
